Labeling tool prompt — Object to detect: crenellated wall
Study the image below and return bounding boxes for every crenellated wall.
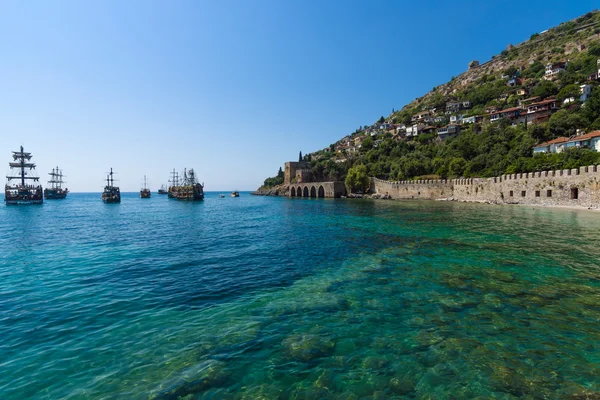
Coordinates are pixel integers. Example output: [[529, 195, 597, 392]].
[[371, 165, 600, 208]]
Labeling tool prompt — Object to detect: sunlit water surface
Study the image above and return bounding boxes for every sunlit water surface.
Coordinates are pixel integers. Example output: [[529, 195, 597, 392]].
[[1, 192, 600, 399]]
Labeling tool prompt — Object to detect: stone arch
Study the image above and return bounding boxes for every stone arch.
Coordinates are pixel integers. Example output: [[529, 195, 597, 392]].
[[310, 186, 316, 198], [318, 185, 325, 198], [297, 187, 302, 197], [303, 186, 309, 197], [290, 187, 296, 197]]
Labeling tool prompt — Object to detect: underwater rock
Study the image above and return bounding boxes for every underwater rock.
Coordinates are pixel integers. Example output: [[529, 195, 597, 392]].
[[489, 365, 529, 397], [389, 376, 416, 395], [151, 360, 231, 400], [236, 383, 282, 400], [416, 330, 445, 349], [361, 356, 390, 370], [483, 269, 516, 283], [334, 338, 357, 356], [281, 334, 335, 362], [432, 337, 480, 360], [439, 296, 479, 312]]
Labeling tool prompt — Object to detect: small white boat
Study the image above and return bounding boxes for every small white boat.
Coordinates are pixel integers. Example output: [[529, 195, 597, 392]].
[[218, 194, 225, 198]]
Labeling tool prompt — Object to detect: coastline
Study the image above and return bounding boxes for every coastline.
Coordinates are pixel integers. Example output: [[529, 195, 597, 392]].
[[253, 183, 600, 213]]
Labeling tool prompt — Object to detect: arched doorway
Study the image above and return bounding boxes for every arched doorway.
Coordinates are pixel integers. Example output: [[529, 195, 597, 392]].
[[290, 187, 296, 197], [303, 186, 309, 197], [318, 186, 325, 198], [297, 187, 302, 197], [310, 186, 316, 198]]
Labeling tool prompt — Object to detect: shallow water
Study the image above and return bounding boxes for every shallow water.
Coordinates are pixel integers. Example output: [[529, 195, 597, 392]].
[[1, 193, 600, 399]]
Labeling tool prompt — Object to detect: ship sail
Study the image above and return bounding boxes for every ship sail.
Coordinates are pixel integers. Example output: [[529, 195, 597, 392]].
[[5, 145, 43, 205], [44, 166, 68, 199]]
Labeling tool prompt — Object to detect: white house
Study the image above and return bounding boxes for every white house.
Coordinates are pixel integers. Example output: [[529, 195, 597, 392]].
[[580, 84, 592, 102], [544, 62, 567, 80]]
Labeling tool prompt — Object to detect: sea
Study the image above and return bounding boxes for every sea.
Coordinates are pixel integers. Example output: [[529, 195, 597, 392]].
[[1, 192, 600, 399]]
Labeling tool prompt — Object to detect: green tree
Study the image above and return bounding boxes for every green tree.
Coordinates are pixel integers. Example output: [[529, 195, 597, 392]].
[[549, 109, 587, 138], [298, 151, 303, 162], [532, 80, 558, 99], [557, 84, 581, 102], [588, 41, 600, 57], [378, 116, 385, 124], [345, 165, 370, 193], [277, 167, 283, 179], [362, 136, 374, 151]]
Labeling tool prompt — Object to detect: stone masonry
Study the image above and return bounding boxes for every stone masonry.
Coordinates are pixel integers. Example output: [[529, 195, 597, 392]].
[[371, 165, 600, 208]]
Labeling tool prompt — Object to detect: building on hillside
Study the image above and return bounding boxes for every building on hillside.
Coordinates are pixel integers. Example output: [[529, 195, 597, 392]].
[[533, 137, 569, 154], [446, 100, 472, 114], [490, 107, 523, 124], [450, 115, 463, 124], [437, 124, 460, 140], [580, 84, 592, 102], [353, 136, 366, 148], [508, 77, 525, 87], [446, 101, 461, 113], [405, 124, 424, 137], [462, 115, 485, 124], [412, 110, 433, 123], [395, 124, 407, 134], [516, 88, 528, 96], [434, 116, 447, 124], [421, 126, 436, 134], [544, 62, 567, 80], [524, 99, 559, 125], [587, 59, 600, 81], [565, 131, 600, 151], [519, 96, 541, 106]]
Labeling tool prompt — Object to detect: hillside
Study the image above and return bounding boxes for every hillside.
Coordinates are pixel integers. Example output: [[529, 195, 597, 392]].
[[261, 10, 600, 192]]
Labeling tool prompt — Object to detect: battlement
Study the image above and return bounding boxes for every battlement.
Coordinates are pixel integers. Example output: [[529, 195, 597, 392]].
[[372, 165, 600, 207]]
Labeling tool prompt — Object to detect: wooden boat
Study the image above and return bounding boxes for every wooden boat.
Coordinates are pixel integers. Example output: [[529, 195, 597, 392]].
[[101, 168, 120, 203], [168, 168, 204, 201], [5, 146, 43, 205], [231, 191, 240, 197], [140, 175, 151, 198], [44, 166, 68, 199]]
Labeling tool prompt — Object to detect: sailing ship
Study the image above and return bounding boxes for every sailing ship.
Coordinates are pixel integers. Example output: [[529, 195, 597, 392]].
[[167, 169, 179, 198], [44, 166, 68, 199], [5, 146, 43, 205], [157, 184, 168, 195], [140, 175, 151, 198], [169, 168, 204, 201], [101, 168, 120, 203], [231, 191, 240, 197]]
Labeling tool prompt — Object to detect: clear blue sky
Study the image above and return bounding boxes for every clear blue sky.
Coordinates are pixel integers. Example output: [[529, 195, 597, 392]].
[[0, 0, 595, 191]]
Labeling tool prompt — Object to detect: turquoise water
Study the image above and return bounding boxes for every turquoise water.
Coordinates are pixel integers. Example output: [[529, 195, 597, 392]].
[[2, 193, 600, 399]]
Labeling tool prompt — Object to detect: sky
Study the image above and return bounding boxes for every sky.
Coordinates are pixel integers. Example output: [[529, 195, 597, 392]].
[[0, 0, 596, 192]]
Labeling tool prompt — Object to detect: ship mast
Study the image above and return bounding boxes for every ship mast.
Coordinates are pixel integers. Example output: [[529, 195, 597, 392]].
[[105, 168, 115, 188], [47, 166, 65, 189], [7, 145, 40, 187], [169, 168, 179, 187]]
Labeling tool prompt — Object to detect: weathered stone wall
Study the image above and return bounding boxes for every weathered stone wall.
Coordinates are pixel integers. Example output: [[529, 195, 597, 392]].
[[371, 165, 600, 208], [370, 178, 453, 200], [284, 162, 309, 185], [288, 182, 347, 198]]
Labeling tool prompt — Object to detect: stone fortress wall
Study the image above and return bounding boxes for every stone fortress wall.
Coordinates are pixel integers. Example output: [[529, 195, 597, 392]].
[[371, 165, 600, 207]]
